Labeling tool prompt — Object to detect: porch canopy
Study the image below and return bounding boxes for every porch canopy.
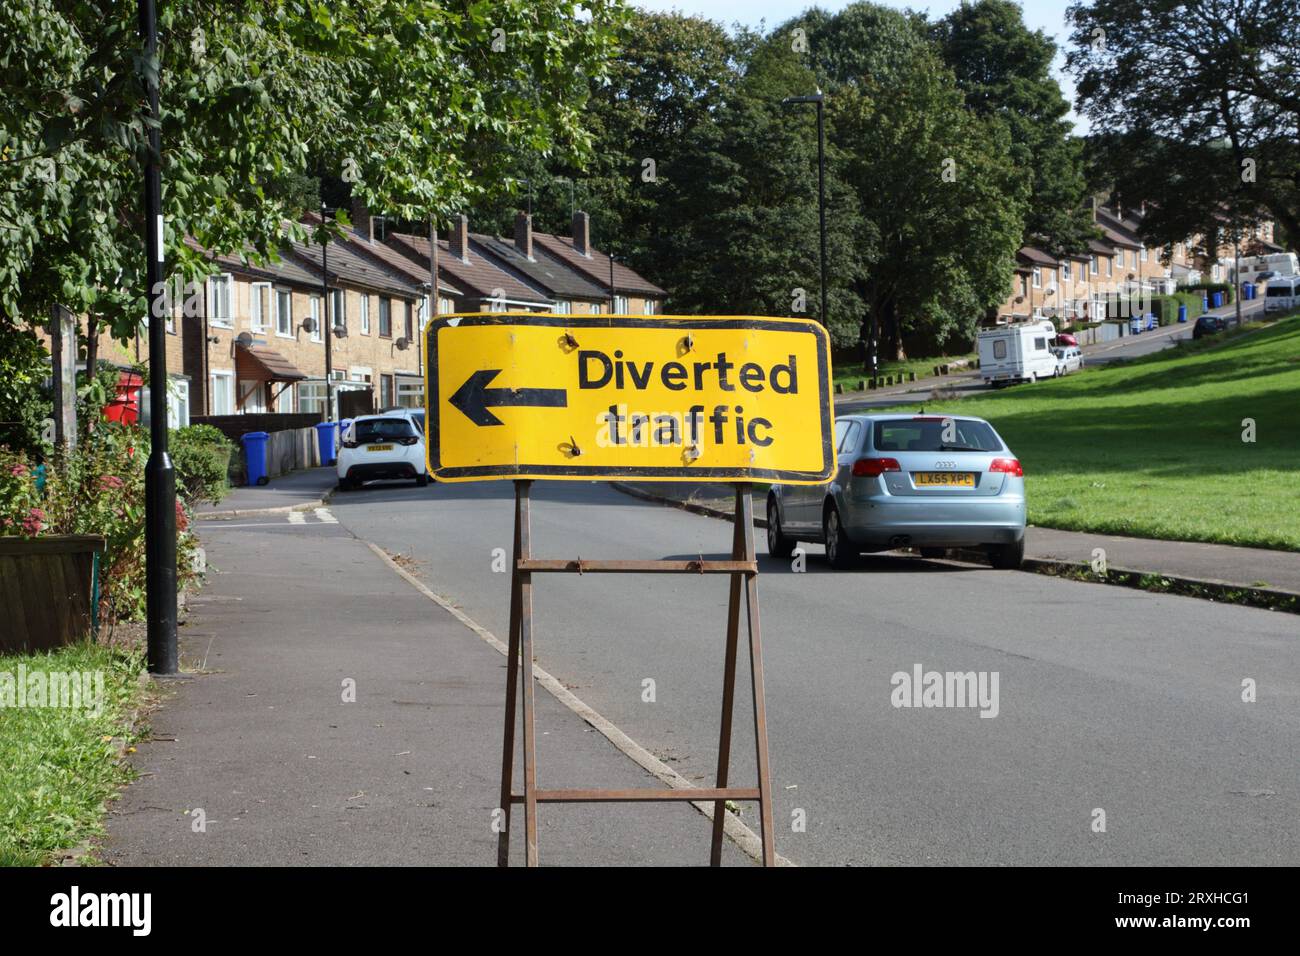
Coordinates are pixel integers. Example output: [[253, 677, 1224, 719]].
[[235, 344, 307, 383]]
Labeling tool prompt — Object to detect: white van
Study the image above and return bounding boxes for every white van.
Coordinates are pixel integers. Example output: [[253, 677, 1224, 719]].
[[1264, 277, 1299, 313], [978, 320, 1060, 386]]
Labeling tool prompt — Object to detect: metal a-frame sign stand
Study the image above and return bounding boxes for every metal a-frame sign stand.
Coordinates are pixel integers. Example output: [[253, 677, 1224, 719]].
[[495, 479, 775, 867], [426, 312, 835, 867]]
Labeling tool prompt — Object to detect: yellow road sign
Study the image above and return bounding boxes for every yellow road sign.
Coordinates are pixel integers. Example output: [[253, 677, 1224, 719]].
[[426, 313, 834, 483]]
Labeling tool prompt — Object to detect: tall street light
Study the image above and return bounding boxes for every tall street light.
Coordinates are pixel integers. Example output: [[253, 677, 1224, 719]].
[[782, 93, 829, 361], [139, 0, 178, 675]]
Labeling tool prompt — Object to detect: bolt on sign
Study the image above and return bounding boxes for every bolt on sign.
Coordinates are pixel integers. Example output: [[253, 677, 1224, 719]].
[[425, 313, 835, 483]]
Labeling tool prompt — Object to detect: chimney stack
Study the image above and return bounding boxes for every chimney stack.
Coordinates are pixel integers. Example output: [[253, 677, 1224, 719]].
[[514, 211, 534, 260], [572, 210, 591, 257], [351, 198, 374, 243], [450, 214, 469, 262]]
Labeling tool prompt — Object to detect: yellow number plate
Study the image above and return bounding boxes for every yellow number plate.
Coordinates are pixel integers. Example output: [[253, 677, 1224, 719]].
[[913, 472, 975, 487], [368, 444, 394, 452]]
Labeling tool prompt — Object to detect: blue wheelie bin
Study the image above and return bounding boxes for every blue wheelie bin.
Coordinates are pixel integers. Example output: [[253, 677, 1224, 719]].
[[1202, 295, 1209, 313], [1177, 304, 1188, 323], [1212, 291, 1224, 309], [241, 432, 270, 486], [315, 421, 338, 466]]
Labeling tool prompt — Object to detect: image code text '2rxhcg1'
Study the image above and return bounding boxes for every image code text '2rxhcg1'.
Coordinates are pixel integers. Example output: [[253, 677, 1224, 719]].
[[425, 313, 835, 483]]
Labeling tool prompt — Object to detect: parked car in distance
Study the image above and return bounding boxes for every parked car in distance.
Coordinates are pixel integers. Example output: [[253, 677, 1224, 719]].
[[1051, 346, 1083, 374], [1254, 270, 1276, 283], [1192, 314, 1229, 338], [1264, 276, 1299, 313], [767, 414, 1027, 570], [1055, 332, 1079, 348], [336, 414, 429, 490], [977, 319, 1058, 386]]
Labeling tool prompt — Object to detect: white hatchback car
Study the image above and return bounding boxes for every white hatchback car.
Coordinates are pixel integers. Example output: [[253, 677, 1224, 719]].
[[1051, 346, 1083, 374], [336, 414, 429, 490]]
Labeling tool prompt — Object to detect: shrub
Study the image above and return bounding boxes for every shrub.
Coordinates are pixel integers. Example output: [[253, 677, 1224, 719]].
[[170, 425, 233, 506]]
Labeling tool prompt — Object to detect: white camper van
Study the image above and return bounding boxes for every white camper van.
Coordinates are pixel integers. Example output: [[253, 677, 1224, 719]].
[[978, 320, 1060, 386], [1264, 276, 1300, 313], [1236, 252, 1299, 285]]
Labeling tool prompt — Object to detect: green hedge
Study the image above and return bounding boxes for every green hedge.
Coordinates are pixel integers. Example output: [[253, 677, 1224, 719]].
[[170, 425, 234, 506], [1148, 291, 1206, 326]]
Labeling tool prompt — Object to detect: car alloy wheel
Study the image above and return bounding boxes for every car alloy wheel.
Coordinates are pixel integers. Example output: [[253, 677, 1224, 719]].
[[766, 497, 795, 558], [823, 506, 854, 570]]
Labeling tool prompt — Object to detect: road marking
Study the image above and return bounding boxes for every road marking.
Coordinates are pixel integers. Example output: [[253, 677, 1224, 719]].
[[362, 538, 794, 867], [287, 511, 305, 524], [315, 508, 338, 524]]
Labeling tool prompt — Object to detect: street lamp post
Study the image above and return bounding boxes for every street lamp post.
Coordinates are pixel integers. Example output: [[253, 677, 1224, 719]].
[[139, 0, 178, 675], [320, 203, 334, 420], [782, 93, 830, 367]]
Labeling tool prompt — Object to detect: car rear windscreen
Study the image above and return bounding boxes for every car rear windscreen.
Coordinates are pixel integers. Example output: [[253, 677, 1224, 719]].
[[354, 418, 416, 443], [874, 419, 1003, 453]]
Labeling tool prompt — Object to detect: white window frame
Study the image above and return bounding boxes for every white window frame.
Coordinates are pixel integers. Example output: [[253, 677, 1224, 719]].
[[238, 379, 266, 414], [1140, 246, 1148, 262], [298, 381, 329, 417], [1062, 261, 1072, 281], [1031, 266, 1042, 289], [552, 300, 571, 315], [167, 378, 190, 429], [1106, 256, 1113, 277], [249, 282, 271, 331], [309, 295, 323, 343], [643, 299, 657, 315], [330, 288, 346, 334], [210, 369, 234, 415], [613, 295, 629, 313], [350, 366, 372, 384], [275, 288, 294, 338], [379, 297, 392, 337], [359, 293, 371, 335], [208, 273, 234, 329], [439, 296, 455, 317], [1091, 255, 1099, 276], [1115, 249, 1124, 269]]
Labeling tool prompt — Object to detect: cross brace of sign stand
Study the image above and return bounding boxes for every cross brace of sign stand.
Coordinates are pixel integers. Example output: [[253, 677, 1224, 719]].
[[496, 479, 776, 867]]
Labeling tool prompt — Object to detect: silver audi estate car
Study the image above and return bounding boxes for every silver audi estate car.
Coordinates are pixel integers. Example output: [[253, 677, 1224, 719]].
[[767, 414, 1027, 570]]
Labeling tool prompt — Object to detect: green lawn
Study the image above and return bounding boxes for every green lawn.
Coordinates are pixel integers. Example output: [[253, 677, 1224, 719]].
[[833, 351, 976, 389], [0, 643, 145, 866], [896, 314, 1300, 551]]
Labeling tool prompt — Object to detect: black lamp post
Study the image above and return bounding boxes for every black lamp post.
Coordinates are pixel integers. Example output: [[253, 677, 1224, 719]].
[[781, 93, 829, 356], [139, 0, 178, 675]]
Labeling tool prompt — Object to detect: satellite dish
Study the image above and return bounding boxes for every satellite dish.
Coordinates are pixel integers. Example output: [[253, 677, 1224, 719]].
[[235, 331, 253, 348], [332, 324, 347, 338], [395, 336, 411, 351], [300, 316, 316, 333]]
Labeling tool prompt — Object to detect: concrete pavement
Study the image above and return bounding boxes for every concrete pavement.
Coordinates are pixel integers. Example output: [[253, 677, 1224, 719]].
[[195, 466, 338, 518], [105, 506, 755, 866]]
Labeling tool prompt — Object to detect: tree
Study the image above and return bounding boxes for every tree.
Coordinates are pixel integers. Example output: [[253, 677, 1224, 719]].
[[663, 36, 868, 345], [784, 3, 1027, 356], [0, 0, 622, 343], [1066, 0, 1300, 248], [931, 0, 1094, 256]]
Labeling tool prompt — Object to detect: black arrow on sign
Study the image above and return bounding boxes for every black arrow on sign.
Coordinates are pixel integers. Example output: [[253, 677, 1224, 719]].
[[449, 369, 568, 426]]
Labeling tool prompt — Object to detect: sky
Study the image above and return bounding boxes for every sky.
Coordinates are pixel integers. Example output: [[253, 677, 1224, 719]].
[[633, 0, 1087, 131]]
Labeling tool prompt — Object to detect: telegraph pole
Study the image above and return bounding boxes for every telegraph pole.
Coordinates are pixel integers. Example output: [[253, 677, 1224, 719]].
[[140, 0, 178, 675]]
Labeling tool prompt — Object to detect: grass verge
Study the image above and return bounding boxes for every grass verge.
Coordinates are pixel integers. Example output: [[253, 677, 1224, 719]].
[[0, 642, 147, 866], [901, 313, 1300, 550]]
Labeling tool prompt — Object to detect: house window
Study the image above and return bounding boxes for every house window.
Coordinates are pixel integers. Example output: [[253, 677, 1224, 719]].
[[1106, 256, 1113, 277], [359, 293, 370, 334], [1019, 276, 1028, 296], [298, 382, 328, 416], [404, 301, 414, 341], [553, 300, 571, 315], [1116, 249, 1125, 269], [309, 296, 322, 342], [167, 379, 190, 429], [1062, 261, 1072, 281], [379, 297, 392, 337], [210, 370, 234, 415], [1032, 267, 1042, 289], [440, 296, 455, 316], [1091, 256, 1099, 275], [380, 374, 394, 407], [330, 289, 345, 334], [276, 289, 293, 336], [614, 295, 629, 313], [350, 367, 372, 384], [1141, 246, 1148, 262], [209, 274, 234, 328], [249, 282, 271, 331], [275, 384, 294, 413], [644, 299, 657, 315], [397, 378, 423, 409]]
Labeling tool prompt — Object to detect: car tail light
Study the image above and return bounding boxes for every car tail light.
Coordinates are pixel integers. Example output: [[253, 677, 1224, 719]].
[[852, 457, 901, 477], [397, 435, 420, 446], [342, 439, 358, 449], [989, 458, 1023, 477]]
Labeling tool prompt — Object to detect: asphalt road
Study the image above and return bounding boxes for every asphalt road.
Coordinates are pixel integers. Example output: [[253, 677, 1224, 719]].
[[327, 479, 1300, 866]]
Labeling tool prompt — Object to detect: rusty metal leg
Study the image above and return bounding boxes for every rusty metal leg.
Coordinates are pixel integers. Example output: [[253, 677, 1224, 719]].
[[516, 480, 540, 866], [739, 486, 776, 865], [709, 483, 747, 865], [496, 482, 525, 867]]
